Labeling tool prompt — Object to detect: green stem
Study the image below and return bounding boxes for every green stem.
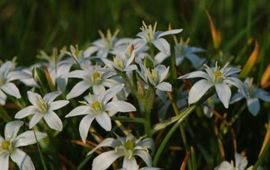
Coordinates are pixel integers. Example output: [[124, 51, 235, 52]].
[[253, 137, 270, 169], [0, 106, 11, 122], [34, 130, 48, 170], [153, 105, 196, 166]]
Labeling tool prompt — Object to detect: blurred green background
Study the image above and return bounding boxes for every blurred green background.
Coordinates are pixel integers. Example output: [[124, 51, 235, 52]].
[[1, 0, 270, 169], [1, 0, 270, 67]]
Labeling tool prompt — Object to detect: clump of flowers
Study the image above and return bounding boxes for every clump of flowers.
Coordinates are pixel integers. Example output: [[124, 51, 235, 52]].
[[0, 21, 269, 169]]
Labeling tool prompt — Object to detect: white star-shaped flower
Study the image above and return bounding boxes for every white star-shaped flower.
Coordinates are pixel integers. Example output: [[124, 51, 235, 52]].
[[15, 91, 69, 131], [0, 121, 46, 170], [88, 135, 154, 170], [0, 61, 22, 105], [179, 62, 243, 108], [65, 84, 136, 143]]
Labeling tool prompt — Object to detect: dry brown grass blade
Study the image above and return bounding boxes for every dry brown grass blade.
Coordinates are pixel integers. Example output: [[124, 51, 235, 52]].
[[259, 123, 270, 156], [180, 151, 190, 170], [206, 10, 221, 49], [260, 64, 270, 88]]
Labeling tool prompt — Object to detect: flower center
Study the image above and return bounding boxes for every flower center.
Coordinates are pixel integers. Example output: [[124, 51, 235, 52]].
[[148, 69, 158, 84], [1, 140, 11, 151], [113, 56, 124, 69], [213, 70, 223, 83], [37, 98, 48, 114], [91, 100, 103, 114], [123, 139, 135, 159], [140, 22, 157, 42], [91, 71, 102, 85]]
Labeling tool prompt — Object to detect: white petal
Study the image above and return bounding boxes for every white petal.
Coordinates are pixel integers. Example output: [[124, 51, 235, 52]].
[[215, 83, 231, 109], [87, 138, 118, 155], [15, 130, 47, 147], [247, 98, 260, 116], [65, 70, 87, 79], [230, 93, 244, 104], [134, 150, 152, 166], [136, 138, 154, 151], [123, 157, 138, 170], [44, 111, 63, 131], [154, 52, 169, 64], [255, 89, 270, 102], [49, 100, 69, 110], [43, 91, 60, 103], [0, 152, 9, 170], [79, 115, 94, 143], [7, 71, 30, 81], [93, 85, 106, 94], [158, 29, 182, 38], [188, 79, 212, 104], [156, 82, 172, 91], [105, 101, 136, 113], [178, 71, 209, 80], [65, 106, 89, 117], [29, 113, 43, 128], [92, 150, 122, 170], [15, 106, 36, 119], [214, 161, 234, 170], [5, 120, 23, 140], [0, 89, 7, 105], [96, 112, 112, 131], [234, 153, 248, 170], [101, 84, 124, 104], [1, 82, 21, 98], [153, 38, 170, 55], [11, 149, 35, 170], [186, 54, 205, 69], [66, 81, 89, 99], [27, 91, 42, 106]]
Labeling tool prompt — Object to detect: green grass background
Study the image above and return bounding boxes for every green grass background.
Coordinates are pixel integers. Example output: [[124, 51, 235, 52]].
[[1, 0, 270, 169]]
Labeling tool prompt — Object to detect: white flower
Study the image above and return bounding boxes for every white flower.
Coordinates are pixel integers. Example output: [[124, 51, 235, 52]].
[[174, 39, 205, 69], [179, 62, 243, 108], [138, 64, 172, 92], [214, 153, 252, 170], [231, 78, 270, 116], [88, 135, 154, 170], [15, 91, 69, 131], [65, 84, 136, 143], [0, 61, 22, 105], [135, 22, 182, 63], [102, 44, 138, 73], [84, 30, 132, 59], [0, 121, 47, 170], [66, 64, 115, 99]]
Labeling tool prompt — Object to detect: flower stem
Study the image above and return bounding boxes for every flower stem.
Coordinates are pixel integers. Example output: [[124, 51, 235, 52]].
[[34, 130, 48, 170], [153, 105, 196, 166]]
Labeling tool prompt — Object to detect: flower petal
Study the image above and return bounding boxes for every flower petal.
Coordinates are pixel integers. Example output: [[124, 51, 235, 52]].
[[134, 150, 152, 166], [101, 84, 124, 104], [158, 29, 183, 38], [178, 71, 209, 80], [188, 79, 212, 104], [123, 157, 138, 170], [10, 149, 35, 170], [66, 81, 89, 99], [215, 83, 231, 109], [65, 70, 87, 79], [79, 115, 94, 143], [44, 111, 63, 131], [43, 91, 60, 103], [92, 150, 122, 170], [87, 137, 118, 155], [156, 82, 172, 91], [0, 89, 7, 105], [15, 130, 47, 147], [1, 82, 21, 98], [29, 113, 43, 129], [49, 100, 69, 110], [96, 112, 112, 131], [247, 98, 260, 116], [5, 120, 23, 140], [0, 152, 9, 170], [255, 89, 270, 102], [15, 106, 36, 119], [65, 106, 89, 117], [27, 91, 42, 106], [105, 101, 136, 113], [153, 38, 170, 55]]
